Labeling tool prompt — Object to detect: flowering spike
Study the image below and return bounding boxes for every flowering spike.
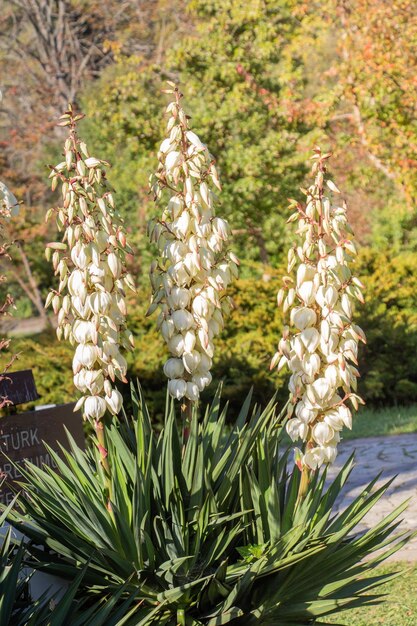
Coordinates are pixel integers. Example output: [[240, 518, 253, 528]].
[[0, 182, 19, 403], [46, 108, 135, 422], [149, 85, 238, 402], [272, 148, 365, 469]]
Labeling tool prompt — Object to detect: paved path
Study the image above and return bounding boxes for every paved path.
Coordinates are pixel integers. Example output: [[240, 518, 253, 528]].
[[327, 433, 417, 561]]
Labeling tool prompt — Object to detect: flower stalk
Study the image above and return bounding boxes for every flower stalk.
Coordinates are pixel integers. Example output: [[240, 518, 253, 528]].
[[148, 84, 238, 410], [0, 182, 19, 398], [45, 105, 135, 487], [272, 148, 366, 473]]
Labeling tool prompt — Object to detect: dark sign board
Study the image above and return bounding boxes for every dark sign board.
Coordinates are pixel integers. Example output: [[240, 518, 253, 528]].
[[0, 370, 39, 406], [0, 403, 85, 505]]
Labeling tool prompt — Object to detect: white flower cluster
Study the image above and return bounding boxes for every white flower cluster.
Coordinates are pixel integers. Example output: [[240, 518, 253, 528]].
[[271, 148, 366, 469], [148, 84, 238, 402], [45, 106, 135, 423]]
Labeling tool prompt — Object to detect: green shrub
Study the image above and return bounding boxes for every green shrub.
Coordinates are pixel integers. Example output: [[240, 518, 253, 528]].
[[126, 272, 287, 421], [357, 248, 417, 404], [5, 333, 74, 409]]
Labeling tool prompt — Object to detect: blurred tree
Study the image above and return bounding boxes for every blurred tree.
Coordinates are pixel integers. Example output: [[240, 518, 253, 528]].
[[169, 0, 325, 266], [0, 0, 416, 414], [0, 0, 189, 324], [82, 0, 328, 272], [332, 0, 417, 206]]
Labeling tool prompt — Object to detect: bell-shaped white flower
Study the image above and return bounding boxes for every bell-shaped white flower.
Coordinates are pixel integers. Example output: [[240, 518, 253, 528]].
[[74, 343, 98, 370], [291, 307, 317, 330], [168, 378, 187, 400], [71, 243, 91, 270], [183, 350, 201, 374], [172, 309, 194, 331], [72, 320, 96, 344], [312, 422, 334, 446], [89, 292, 112, 315], [84, 395, 107, 420], [168, 286, 190, 309], [168, 334, 185, 357], [74, 370, 88, 393], [76, 369, 104, 395], [185, 381, 200, 402], [161, 317, 175, 341], [68, 269, 86, 298], [164, 358, 185, 379], [192, 370, 212, 392], [183, 329, 196, 352]]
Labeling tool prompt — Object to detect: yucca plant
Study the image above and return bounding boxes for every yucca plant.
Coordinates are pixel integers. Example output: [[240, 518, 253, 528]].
[[3, 384, 409, 625]]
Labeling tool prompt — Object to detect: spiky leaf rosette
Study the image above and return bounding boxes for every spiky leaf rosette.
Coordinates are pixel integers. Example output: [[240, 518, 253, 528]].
[[45, 105, 135, 422], [148, 85, 239, 402], [271, 148, 366, 470], [3, 385, 410, 624]]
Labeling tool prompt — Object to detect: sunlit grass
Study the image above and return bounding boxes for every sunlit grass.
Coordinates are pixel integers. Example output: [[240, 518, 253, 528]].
[[345, 404, 417, 440], [326, 562, 417, 625], [280, 404, 417, 445]]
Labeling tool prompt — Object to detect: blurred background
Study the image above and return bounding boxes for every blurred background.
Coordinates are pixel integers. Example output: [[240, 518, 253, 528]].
[[0, 0, 416, 426]]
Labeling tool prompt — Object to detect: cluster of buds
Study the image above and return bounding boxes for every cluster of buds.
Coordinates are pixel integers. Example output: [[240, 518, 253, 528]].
[[271, 148, 366, 469], [148, 84, 238, 402], [45, 105, 135, 423]]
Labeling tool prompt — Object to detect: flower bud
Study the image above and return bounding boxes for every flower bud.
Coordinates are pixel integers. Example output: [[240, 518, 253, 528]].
[[107, 252, 122, 278], [85, 157, 101, 168]]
